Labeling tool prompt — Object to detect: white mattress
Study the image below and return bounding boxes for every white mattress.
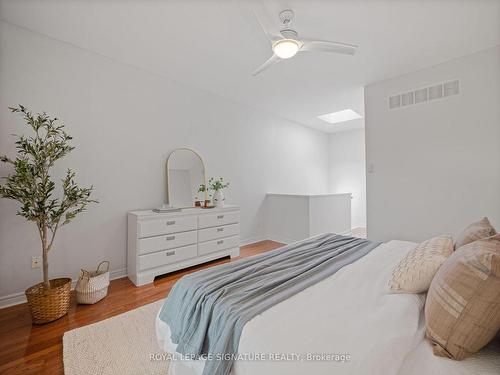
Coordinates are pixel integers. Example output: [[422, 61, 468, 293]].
[[156, 239, 500, 375]]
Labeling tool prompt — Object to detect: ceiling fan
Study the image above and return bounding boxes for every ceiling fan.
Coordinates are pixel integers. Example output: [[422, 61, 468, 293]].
[[252, 9, 358, 76]]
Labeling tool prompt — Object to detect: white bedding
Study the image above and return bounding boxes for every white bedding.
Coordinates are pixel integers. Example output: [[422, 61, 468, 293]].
[[156, 239, 499, 375], [398, 319, 500, 375]]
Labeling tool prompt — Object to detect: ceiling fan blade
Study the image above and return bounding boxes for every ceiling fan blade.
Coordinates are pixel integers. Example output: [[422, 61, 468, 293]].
[[252, 9, 280, 42], [252, 54, 280, 76], [300, 39, 358, 55]]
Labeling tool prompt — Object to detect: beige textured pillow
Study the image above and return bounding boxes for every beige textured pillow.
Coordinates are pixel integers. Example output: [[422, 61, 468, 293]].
[[425, 234, 500, 360], [389, 235, 453, 293], [454, 217, 496, 249]]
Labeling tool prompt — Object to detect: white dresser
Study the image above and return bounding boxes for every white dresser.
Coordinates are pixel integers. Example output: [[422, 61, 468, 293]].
[[127, 206, 240, 286]]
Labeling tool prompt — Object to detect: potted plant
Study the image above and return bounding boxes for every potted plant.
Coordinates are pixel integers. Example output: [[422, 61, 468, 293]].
[[197, 183, 209, 207], [208, 177, 229, 208], [0, 105, 97, 324]]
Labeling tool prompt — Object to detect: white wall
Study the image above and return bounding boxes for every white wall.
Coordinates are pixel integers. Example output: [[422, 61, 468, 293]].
[[328, 127, 366, 228], [0, 22, 330, 301], [365, 46, 500, 242]]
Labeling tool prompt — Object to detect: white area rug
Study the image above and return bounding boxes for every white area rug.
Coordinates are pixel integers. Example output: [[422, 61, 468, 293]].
[[63, 300, 170, 375]]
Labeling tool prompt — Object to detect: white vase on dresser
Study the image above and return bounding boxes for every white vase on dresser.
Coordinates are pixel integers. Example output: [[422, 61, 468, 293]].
[[212, 190, 225, 207], [127, 205, 240, 286]]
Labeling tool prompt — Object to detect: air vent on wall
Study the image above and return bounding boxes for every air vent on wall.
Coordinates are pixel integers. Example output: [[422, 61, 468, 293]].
[[389, 79, 459, 110]]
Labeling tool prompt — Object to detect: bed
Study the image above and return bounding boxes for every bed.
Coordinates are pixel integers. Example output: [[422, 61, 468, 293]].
[[156, 236, 500, 375]]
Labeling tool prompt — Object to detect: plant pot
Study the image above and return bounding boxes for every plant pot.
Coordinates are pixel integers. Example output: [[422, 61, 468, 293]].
[[25, 277, 71, 324], [212, 190, 225, 208]]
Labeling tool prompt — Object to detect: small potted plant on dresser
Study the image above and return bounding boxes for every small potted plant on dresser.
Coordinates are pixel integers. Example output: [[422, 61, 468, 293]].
[[0, 105, 97, 324], [209, 177, 229, 208], [196, 183, 209, 207]]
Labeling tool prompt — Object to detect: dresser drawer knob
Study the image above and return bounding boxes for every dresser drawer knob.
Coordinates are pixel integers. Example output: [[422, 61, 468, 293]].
[[166, 251, 175, 256], [166, 235, 175, 241], [166, 220, 176, 226], [217, 228, 224, 232], [217, 215, 224, 219], [217, 240, 224, 245]]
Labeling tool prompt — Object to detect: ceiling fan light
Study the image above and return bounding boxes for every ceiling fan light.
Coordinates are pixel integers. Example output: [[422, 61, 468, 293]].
[[273, 39, 299, 59]]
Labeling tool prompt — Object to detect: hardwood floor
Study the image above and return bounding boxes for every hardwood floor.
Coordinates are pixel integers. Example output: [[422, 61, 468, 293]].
[[0, 240, 283, 375]]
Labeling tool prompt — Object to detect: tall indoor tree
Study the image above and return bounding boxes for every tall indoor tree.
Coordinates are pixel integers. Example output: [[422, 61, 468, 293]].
[[0, 105, 97, 289]]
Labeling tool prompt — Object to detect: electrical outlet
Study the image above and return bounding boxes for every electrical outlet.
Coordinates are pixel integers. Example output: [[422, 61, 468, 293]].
[[31, 256, 42, 269], [367, 163, 375, 174]]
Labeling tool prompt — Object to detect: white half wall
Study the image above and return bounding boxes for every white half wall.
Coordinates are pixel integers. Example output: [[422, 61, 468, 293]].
[[365, 46, 500, 242], [0, 22, 329, 301], [264, 193, 352, 243], [328, 127, 367, 228]]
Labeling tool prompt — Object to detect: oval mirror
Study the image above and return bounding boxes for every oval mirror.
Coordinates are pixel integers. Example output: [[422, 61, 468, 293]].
[[166, 148, 206, 208]]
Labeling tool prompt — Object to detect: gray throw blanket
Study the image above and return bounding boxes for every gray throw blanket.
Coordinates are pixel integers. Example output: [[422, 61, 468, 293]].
[[159, 233, 381, 375]]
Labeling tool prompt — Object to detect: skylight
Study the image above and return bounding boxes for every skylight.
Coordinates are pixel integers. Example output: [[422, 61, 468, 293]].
[[318, 109, 362, 124]]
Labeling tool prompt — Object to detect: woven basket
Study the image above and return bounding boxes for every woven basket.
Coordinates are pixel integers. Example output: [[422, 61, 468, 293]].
[[25, 278, 71, 325], [76, 261, 110, 304]]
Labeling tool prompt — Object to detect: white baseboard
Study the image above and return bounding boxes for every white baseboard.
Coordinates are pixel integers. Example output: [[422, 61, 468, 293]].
[[352, 223, 367, 229], [110, 267, 127, 280], [0, 292, 27, 309], [0, 267, 127, 309]]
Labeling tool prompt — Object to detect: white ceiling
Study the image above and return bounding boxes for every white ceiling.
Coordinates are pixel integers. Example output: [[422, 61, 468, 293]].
[[1, 0, 499, 133]]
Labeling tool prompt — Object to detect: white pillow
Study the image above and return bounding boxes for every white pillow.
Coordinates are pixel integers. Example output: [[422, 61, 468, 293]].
[[388, 235, 453, 294]]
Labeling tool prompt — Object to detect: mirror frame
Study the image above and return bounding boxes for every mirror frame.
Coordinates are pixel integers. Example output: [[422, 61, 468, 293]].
[[165, 148, 207, 208]]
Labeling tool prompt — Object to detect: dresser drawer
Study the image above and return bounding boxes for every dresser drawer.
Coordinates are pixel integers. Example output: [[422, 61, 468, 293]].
[[137, 230, 197, 255], [198, 224, 239, 243], [198, 211, 240, 229], [138, 216, 197, 238], [138, 244, 197, 271], [198, 235, 239, 256]]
